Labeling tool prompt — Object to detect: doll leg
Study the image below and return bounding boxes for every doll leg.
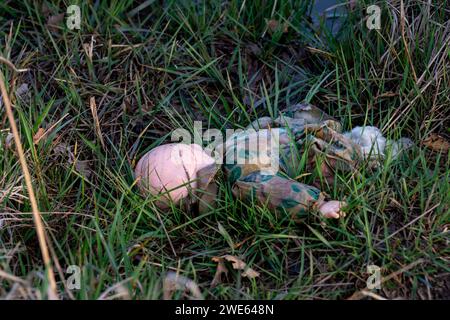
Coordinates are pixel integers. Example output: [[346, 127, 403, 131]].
[[232, 170, 346, 219]]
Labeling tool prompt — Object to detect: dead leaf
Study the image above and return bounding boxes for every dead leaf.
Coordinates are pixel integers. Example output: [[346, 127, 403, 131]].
[[242, 268, 260, 278], [422, 133, 450, 152], [223, 255, 246, 269], [163, 272, 203, 300], [211, 256, 228, 287], [222, 255, 260, 279], [267, 19, 289, 34], [33, 128, 46, 144]]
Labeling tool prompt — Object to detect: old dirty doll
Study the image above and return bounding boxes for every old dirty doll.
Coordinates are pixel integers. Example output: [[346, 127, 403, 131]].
[[135, 104, 401, 219]]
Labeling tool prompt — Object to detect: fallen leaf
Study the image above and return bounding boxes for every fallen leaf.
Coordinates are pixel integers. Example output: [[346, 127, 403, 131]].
[[223, 255, 246, 269], [222, 255, 260, 279], [33, 128, 46, 144], [211, 256, 228, 287], [163, 272, 203, 300], [242, 268, 260, 279], [422, 133, 450, 152]]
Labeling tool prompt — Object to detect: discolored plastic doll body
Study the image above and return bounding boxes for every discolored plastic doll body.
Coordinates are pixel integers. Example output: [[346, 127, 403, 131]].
[[197, 103, 364, 219]]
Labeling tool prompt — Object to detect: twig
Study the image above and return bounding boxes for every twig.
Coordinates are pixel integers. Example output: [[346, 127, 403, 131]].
[[0, 69, 58, 299], [0, 57, 29, 73], [0, 269, 28, 285]]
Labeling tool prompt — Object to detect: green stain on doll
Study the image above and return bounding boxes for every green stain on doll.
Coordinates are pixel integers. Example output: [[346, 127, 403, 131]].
[[224, 163, 234, 171], [228, 166, 242, 184], [241, 172, 274, 183], [280, 198, 300, 208], [241, 172, 259, 183], [259, 174, 273, 182], [307, 187, 320, 200], [291, 184, 301, 193]]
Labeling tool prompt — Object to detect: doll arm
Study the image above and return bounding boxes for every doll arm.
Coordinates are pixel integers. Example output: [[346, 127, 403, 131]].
[[194, 163, 220, 213]]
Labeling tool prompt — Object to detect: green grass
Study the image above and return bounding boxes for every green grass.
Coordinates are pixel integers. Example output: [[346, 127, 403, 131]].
[[0, 0, 449, 299]]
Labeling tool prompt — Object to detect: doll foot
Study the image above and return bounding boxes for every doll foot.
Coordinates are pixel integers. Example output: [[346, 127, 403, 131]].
[[319, 201, 347, 219]]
